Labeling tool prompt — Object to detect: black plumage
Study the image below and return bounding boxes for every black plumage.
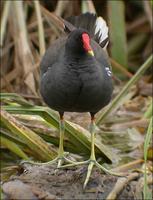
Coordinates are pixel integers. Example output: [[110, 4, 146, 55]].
[[40, 29, 113, 114], [39, 12, 114, 189]]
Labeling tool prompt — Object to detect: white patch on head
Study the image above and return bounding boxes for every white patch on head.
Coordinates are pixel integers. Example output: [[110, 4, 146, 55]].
[[105, 67, 112, 77], [95, 17, 109, 49]]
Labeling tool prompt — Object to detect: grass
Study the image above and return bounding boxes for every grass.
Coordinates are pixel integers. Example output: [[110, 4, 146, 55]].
[[108, 0, 128, 68], [96, 54, 153, 125], [143, 117, 152, 200], [0, 0, 152, 198], [1, 93, 112, 163]]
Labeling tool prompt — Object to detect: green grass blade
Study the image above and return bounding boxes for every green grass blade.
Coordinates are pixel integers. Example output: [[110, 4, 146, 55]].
[[0, 93, 33, 106], [143, 117, 153, 200], [1, 109, 57, 161], [96, 54, 153, 125], [2, 105, 113, 163], [144, 101, 153, 119], [1, 136, 29, 160], [108, 0, 128, 68], [1, 128, 27, 146]]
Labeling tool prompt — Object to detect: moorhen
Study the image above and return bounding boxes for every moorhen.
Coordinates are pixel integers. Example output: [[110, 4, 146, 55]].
[[27, 13, 115, 188]]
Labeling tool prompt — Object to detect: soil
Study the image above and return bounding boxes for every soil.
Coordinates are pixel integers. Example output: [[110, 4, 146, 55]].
[[2, 163, 140, 200]]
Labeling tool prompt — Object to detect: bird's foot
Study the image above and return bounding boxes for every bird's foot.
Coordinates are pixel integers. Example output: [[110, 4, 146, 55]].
[[20, 152, 76, 168], [59, 159, 127, 189]]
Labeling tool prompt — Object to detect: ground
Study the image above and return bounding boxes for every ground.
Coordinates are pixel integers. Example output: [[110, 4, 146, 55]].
[[2, 163, 141, 200]]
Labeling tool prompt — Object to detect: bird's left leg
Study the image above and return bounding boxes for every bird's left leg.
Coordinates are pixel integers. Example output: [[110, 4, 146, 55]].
[[21, 112, 75, 167], [83, 113, 126, 188], [60, 113, 124, 189]]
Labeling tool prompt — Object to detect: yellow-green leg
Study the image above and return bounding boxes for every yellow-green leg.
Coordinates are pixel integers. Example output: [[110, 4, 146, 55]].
[[83, 118, 96, 188], [56, 118, 76, 167], [60, 115, 124, 189], [21, 113, 75, 167]]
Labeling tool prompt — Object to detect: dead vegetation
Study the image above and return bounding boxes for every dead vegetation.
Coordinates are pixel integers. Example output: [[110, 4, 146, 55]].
[[0, 0, 153, 200]]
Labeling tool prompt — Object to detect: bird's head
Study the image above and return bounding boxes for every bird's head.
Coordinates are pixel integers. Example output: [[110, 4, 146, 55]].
[[65, 29, 94, 57]]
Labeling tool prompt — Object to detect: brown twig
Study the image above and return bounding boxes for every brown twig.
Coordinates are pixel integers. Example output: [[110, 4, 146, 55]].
[[1, 68, 19, 90], [106, 172, 139, 200], [111, 58, 133, 78], [112, 159, 144, 173], [135, 174, 153, 199], [40, 5, 64, 32], [126, 16, 148, 33]]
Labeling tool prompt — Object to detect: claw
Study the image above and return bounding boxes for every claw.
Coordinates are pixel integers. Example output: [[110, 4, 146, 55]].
[[83, 161, 94, 189], [57, 158, 63, 168]]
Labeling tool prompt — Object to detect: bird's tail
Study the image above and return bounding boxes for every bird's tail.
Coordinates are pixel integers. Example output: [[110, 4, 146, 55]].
[[66, 12, 109, 48]]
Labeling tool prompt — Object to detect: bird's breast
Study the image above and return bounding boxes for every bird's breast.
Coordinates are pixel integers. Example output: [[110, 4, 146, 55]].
[[40, 60, 113, 113]]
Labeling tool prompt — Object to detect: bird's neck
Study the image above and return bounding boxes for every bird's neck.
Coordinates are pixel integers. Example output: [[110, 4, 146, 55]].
[[64, 48, 94, 63], [66, 56, 94, 67]]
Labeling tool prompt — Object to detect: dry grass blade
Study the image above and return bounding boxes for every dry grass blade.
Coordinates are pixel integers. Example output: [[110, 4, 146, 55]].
[[143, 0, 153, 29], [55, 0, 70, 16], [34, 1, 46, 56], [112, 159, 144, 173], [0, 0, 11, 46], [110, 58, 133, 78], [13, 1, 37, 95], [106, 173, 139, 200], [81, 0, 96, 13], [1, 109, 57, 161], [1, 68, 19, 90], [40, 5, 64, 32]]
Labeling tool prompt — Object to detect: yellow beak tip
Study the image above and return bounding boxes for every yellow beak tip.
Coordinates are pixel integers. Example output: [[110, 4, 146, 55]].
[[88, 50, 94, 57]]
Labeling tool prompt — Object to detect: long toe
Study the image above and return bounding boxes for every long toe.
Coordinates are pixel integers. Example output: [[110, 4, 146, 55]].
[[20, 160, 45, 166], [58, 160, 89, 169], [95, 161, 127, 176], [83, 160, 127, 189], [83, 160, 95, 189], [20, 154, 78, 168], [20, 157, 60, 167]]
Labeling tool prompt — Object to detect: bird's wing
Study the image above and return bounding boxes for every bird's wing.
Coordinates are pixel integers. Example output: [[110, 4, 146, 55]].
[[65, 12, 109, 49], [40, 37, 66, 75]]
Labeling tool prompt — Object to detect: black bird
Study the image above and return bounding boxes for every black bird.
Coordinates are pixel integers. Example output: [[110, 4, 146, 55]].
[[30, 13, 114, 188]]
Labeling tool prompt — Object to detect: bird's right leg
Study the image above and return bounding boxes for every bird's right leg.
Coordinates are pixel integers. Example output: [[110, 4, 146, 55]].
[[21, 112, 75, 167], [56, 113, 76, 167]]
